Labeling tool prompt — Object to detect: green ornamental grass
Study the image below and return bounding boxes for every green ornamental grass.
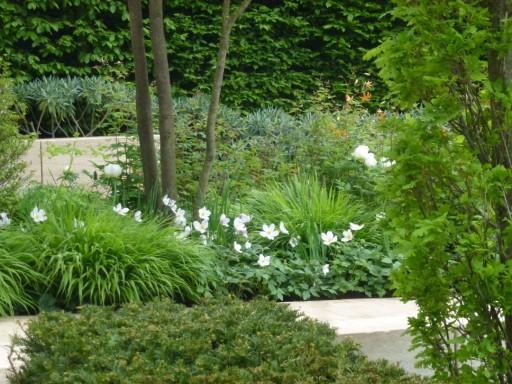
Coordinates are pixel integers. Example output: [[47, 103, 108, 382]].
[[0, 230, 42, 316], [245, 175, 364, 257], [11, 186, 216, 307]]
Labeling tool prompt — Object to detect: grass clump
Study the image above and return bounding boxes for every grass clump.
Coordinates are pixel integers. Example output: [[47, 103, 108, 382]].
[[9, 298, 429, 384], [0, 231, 42, 316], [245, 175, 364, 254], [7, 185, 216, 308]]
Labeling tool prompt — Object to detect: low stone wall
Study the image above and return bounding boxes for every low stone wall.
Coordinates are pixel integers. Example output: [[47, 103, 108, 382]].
[[22, 136, 133, 186]]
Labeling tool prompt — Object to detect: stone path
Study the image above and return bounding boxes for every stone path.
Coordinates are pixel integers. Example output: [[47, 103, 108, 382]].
[[0, 317, 31, 384], [0, 298, 428, 383], [285, 298, 431, 376]]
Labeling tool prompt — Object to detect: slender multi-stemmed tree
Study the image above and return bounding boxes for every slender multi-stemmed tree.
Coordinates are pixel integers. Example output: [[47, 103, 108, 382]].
[[194, 0, 252, 213]]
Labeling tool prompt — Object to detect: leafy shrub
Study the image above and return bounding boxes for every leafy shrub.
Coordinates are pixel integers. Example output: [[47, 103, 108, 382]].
[[0, 78, 32, 212], [14, 76, 136, 138], [245, 105, 391, 200], [368, 0, 512, 381], [9, 186, 215, 307], [9, 298, 428, 384], [173, 94, 260, 201]]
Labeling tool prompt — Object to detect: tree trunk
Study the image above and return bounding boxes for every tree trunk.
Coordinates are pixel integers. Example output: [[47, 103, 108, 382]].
[[149, 0, 178, 199], [487, 0, 512, 381], [194, 0, 252, 213], [127, 0, 159, 201]]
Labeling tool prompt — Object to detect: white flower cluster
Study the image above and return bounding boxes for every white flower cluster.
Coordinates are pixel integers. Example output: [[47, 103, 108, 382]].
[[161, 195, 192, 239], [112, 203, 142, 223], [320, 222, 364, 246], [352, 145, 395, 168]]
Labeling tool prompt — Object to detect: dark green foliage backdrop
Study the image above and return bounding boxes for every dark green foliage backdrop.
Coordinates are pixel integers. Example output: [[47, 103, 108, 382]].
[[0, 0, 393, 109]]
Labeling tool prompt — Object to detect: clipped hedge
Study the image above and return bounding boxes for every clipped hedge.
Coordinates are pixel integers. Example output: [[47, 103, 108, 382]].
[[0, 0, 394, 109], [9, 298, 428, 384]]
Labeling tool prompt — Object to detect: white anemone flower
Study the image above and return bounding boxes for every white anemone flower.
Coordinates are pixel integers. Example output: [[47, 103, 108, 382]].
[[289, 236, 300, 248], [257, 254, 271, 267], [233, 241, 242, 253], [237, 213, 251, 223], [73, 218, 85, 229], [134, 211, 142, 223], [176, 225, 192, 240], [352, 145, 370, 160], [260, 224, 280, 240], [0, 212, 11, 227], [162, 195, 177, 212], [233, 217, 248, 236], [198, 207, 211, 221], [113, 203, 129, 216], [244, 241, 252, 249], [322, 264, 330, 276], [193, 220, 208, 234], [321, 231, 337, 246], [364, 152, 378, 167], [174, 208, 187, 227], [219, 214, 230, 227], [103, 163, 122, 178], [279, 222, 289, 235], [376, 212, 386, 221], [30, 206, 47, 223], [349, 222, 364, 231], [341, 229, 353, 242]]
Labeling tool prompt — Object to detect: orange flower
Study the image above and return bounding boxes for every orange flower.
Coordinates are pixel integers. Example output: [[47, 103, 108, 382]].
[[364, 80, 373, 89], [360, 92, 372, 103]]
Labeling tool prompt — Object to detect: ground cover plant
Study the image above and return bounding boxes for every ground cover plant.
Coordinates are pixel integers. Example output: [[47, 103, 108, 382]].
[[155, 172, 398, 301], [8, 298, 429, 384], [0, 185, 215, 311]]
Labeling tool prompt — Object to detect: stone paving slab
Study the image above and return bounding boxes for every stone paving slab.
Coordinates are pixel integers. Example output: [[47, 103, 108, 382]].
[[285, 298, 430, 376], [0, 317, 32, 384], [339, 331, 432, 376], [22, 135, 162, 187], [285, 297, 418, 334]]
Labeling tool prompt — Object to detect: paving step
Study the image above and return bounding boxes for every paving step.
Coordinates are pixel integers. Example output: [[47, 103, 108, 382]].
[[284, 298, 431, 376], [284, 297, 418, 334]]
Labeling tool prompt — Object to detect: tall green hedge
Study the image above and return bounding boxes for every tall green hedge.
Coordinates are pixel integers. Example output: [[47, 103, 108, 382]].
[[0, 0, 394, 109]]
